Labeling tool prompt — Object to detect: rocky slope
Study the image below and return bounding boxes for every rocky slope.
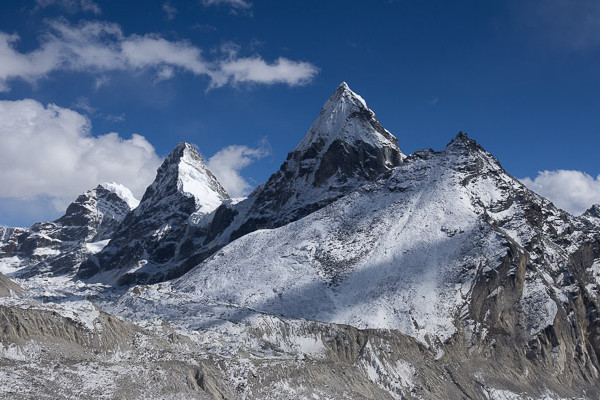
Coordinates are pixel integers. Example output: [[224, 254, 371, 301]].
[[203, 82, 405, 247], [0, 272, 22, 297], [77, 142, 229, 285], [107, 132, 600, 398], [1, 83, 599, 399], [0, 183, 137, 278]]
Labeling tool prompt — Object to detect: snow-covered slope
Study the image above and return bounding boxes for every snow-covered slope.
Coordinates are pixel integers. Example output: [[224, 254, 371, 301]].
[[0, 183, 136, 278], [175, 140, 496, 343], [118, 134, 600, 357], [226, 82, 405, 240], [148, 82, 408, 279], [92, 132, 600, 398], [3, 84, 600, 399], [78, 143, 229, 285]]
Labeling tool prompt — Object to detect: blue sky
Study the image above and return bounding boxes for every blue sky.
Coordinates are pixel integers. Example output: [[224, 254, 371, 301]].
[[1, 0, 599, 226]]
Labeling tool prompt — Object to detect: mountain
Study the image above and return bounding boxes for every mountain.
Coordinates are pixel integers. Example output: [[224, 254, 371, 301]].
[[174, 82, 406, 273], [0, 183, 137, 278], [77, 142, 229, 285], [229, 82, 405, 237], [113, 133, 600, 398], [209, 82, 405, 243], [78, 83, 405, 285], [2, 84, 600, 399], [0, 272, 22, 297]]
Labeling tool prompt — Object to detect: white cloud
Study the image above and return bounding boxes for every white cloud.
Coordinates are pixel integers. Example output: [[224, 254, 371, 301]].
[[162, 2, 177, 21], [0, 20, 318, 91], [34, 0, 101, 15], [201, 0, 251, 10], [213, 57, 319, 88], [207, 143, 270, 197], [520, 170, 600, 215], [0, 99, 161, 211]]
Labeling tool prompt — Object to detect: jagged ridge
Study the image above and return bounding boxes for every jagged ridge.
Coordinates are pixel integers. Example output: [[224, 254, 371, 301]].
[[77, 142, 229, 285], [0, 183, 136, 278]]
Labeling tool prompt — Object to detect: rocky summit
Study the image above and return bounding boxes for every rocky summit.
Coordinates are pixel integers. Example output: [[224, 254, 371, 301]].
[[77, 142, 229, 285], [230, 81, 405, 237], [1, 83, 600, 399], [0, 182, 136, 279]]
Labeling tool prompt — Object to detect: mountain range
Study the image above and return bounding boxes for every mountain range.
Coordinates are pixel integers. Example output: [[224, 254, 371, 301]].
[[1, 83, 600, 399]]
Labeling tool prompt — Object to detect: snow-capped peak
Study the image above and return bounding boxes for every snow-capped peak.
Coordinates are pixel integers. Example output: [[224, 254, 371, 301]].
[[295, 82, 401, 154], [177, 143, 228, 210], [97, 182, 139, 209], [334, 81, 368, 109], [137, 142, 228, 215]]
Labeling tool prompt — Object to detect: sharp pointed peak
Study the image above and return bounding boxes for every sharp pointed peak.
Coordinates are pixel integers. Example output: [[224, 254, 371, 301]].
[[173, 141, 195, 150], [334, 81, 359, 95], [327, 81, 368, 109], [136, 140, 228, 214], [295, 82, 399, 154], [169, 141, 199, 157], [583, 204, 600, 218], [160, 142, 208, 173]]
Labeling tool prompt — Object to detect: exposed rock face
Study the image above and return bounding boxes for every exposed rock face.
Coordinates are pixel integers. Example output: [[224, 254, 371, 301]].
[[77, 84, 404, 285], [228, 82, 405, 240], [0, 183, 136, 277], [78, 143, 229, 285], [2, 301, 598, 399]]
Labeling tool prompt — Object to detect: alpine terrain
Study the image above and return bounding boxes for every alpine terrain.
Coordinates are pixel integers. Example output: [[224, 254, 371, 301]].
[[1, 83, 600, 399]]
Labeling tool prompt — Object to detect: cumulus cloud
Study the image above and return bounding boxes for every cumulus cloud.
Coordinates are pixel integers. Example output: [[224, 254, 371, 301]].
[[213, 57, 319, 88], [0, 20, 318, 91], [0, 99, 162, 212], [207, 142, 270, 197], [520, 170, 600, 215], [34, 0, 101, 15]]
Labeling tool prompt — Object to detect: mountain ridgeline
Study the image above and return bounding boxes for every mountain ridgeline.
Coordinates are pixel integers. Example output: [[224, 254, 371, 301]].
[[77, 82, 406, 285], [0, 183, 137, 278], [2, 83, 600, 399]]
